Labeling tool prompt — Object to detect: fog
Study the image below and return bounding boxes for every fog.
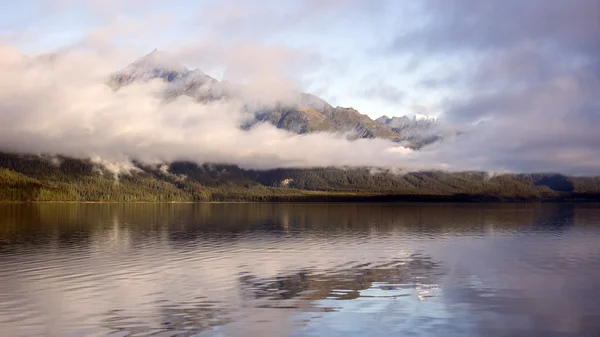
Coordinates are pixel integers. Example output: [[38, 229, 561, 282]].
[[0, 46, 447, 171]]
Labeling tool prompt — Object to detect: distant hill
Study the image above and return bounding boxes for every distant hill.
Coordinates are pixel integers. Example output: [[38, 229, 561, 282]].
[[1, 152, 600, 202]]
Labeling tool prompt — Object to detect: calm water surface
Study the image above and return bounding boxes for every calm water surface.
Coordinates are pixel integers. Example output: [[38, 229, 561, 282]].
[[1, 203, 600, 337]]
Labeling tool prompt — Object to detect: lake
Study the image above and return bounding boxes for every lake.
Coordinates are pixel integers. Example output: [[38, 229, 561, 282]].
[[1, 203, 599, 336]]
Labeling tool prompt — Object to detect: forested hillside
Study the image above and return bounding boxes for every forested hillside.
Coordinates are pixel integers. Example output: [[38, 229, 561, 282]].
[[1, 152, 600, 202]]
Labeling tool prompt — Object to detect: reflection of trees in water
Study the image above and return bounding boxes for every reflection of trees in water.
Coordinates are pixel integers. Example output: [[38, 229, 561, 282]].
[[238, 253, 443, 309], [529, 204, 576, 231], [1, 203, 594, 248]]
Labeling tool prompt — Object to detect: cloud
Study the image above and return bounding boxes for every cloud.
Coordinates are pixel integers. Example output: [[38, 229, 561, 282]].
[[359, 80, 405, 104], [199, 0, 384, 39], [0, 46, 458, 171], [167, 41, 322, 107], [387, 0, 600, 175], [391, 0, 600, 55]]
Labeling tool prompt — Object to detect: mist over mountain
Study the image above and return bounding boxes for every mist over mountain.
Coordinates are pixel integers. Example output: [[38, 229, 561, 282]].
[[2, 150, 600, 203], [2, 0, 599, 176], [374, 115, 455, 149], [1, 48, 597, 203], [109, 50, 447, 149]]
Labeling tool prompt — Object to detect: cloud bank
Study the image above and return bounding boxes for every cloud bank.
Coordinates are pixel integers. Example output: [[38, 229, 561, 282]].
[[0, 46, 449, 171], [390, 0, 600, 175]]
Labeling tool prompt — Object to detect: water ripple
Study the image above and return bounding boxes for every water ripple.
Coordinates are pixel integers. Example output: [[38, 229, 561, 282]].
[[0, 203, 600, 336]]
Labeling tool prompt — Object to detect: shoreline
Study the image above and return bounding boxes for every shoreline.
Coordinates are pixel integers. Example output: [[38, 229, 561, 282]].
[[1, 195, 599, 204]]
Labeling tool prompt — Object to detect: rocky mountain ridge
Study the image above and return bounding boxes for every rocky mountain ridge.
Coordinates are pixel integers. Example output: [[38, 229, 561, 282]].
[[110, 50, 447, 148]]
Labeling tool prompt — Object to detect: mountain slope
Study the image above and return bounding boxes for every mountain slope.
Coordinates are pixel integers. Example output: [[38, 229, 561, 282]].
[[110, 51, 443, 145], [2, 152, 600, 202], [247, 97, 401, 139], [375, 115, 451, 148]]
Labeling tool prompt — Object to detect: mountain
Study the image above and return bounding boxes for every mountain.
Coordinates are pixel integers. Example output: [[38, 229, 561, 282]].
[[245, 96, 402, 140], [375, 115, 445, 148], [2, 51, 597, 203], [110, 50, 447, 146], [112, 48, 190, 84], [108, 49, 232, 102], [1, 152, 600, 202]]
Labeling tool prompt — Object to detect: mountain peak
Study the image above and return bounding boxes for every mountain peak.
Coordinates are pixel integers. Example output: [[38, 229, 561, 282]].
[[375, 115, 411, 126], [108, 52, 447, 149], [110, 49, 190, 85], [130, 49, 186, 73]]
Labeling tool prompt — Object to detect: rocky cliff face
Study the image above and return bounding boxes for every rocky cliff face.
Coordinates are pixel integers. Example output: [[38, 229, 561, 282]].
[[245, 100, 402, 140]]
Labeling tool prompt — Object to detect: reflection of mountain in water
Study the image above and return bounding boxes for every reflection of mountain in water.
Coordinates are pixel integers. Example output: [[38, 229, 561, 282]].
[[238, 254, 443, 307], [86, 254, 446, 336]]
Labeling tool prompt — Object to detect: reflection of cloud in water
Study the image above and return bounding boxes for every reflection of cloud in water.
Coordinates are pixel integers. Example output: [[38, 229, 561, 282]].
[[203, 254, 447, 337], [438, 230, 600, 336]]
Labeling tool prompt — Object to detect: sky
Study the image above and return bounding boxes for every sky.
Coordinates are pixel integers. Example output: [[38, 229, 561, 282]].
[[0, 0, 599, 174]]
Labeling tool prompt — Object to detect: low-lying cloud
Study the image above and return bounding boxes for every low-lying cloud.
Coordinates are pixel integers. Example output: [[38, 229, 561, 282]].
[[0, 46, 451, 172]]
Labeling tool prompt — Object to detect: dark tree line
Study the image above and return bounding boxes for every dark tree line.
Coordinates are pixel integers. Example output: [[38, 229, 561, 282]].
[[1, 152, 600, 202]]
